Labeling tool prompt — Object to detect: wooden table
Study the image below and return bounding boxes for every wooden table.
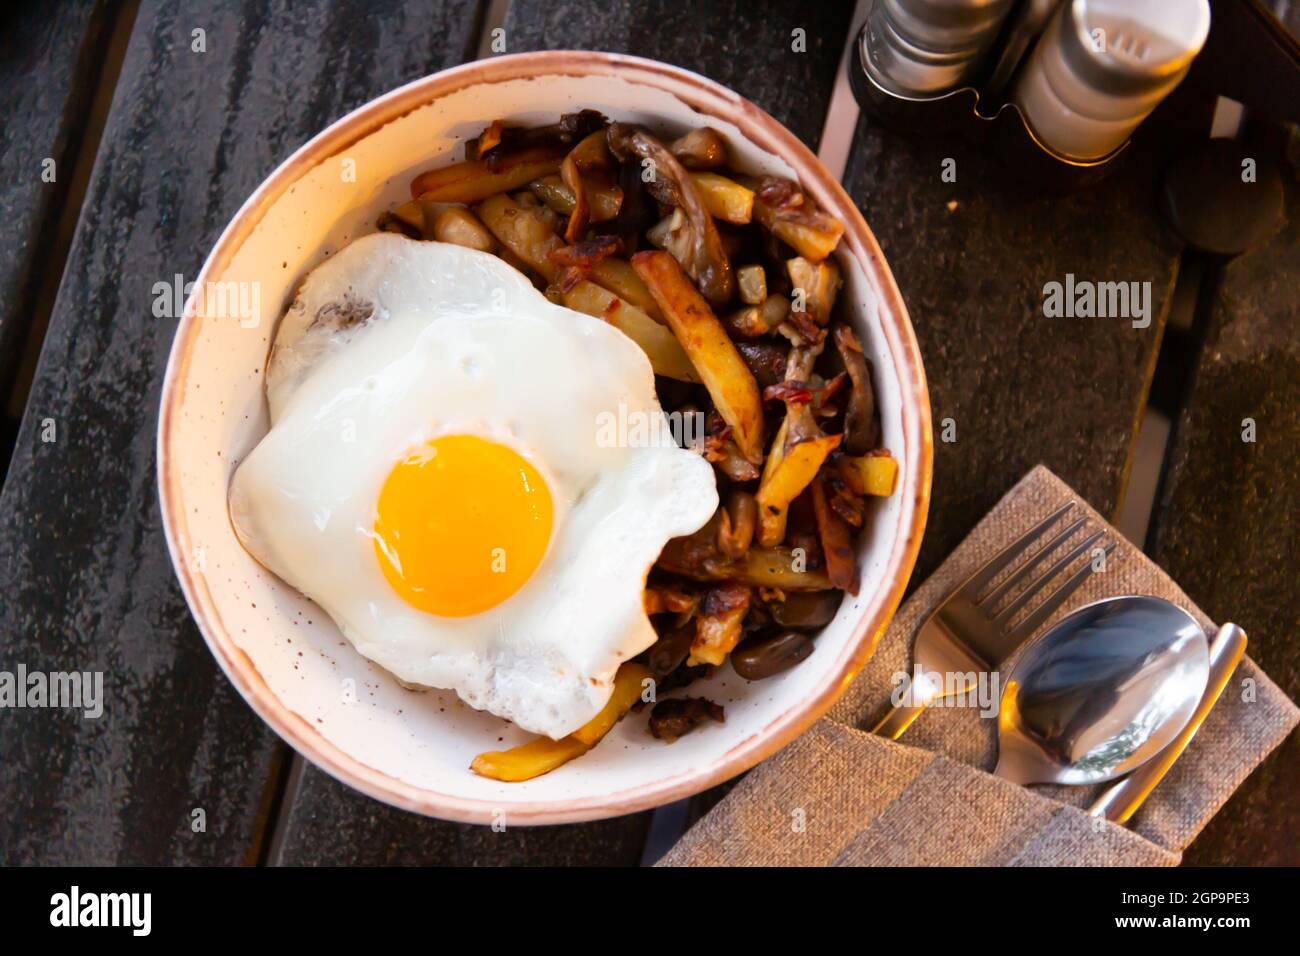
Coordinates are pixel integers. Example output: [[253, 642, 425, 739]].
[[1, 0, 1295, 866]]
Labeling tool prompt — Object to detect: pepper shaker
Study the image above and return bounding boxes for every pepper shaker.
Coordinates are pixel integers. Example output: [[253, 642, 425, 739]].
[[862, 0, 1017, 98]]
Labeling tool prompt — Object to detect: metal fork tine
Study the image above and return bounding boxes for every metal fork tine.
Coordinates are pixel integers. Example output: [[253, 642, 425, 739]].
[[1006, 540, 1117, 642], [977, 516, 1086, 607], [958, 502, 1075, 600], [994, 529, 1105, 625]]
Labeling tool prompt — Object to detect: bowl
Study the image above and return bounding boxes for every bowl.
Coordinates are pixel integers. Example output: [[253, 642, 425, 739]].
[[157, 51, 932, 825]]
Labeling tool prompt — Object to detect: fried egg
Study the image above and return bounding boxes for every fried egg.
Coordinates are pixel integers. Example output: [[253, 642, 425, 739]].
[[229, 233, 717, 739]]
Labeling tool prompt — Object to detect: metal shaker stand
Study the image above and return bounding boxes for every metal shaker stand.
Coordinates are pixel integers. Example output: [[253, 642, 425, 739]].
[[849, 0, 1128, 193]]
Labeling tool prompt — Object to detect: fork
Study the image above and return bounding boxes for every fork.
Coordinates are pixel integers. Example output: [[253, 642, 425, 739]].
[[873, 501, 1116, 738]]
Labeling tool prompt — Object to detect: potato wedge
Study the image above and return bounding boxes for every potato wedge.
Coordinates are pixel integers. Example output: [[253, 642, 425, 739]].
[[561, 280, 699, 382], [850, 452, 899, 497], [688, 172, 754, 225], [724, 293, 788, 338], [734, 547, 832, 590], [412, 145, 565, 204], [476, 192, 564, 282], [756, 417, 790, 546], [755, 427, 842, 547], [469, 736, 590, 782], [689, 585, 751, 667], [752, 177, 844, 262], [430, 207, 496, 253], [588, 257, 663, 322], [571, 663, 653, 746], [787, 256, 842, 325], [632, 251, 765, 463], [471, 662, 652, 781], [389, 199, 427, 233]]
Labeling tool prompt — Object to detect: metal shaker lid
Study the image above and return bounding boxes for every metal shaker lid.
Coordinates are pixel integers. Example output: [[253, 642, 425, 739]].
[[1058, 0, 1211, 97], [882, 0, 1018, 55]]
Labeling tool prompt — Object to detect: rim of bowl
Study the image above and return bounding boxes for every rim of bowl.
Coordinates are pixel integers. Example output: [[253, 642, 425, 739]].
[[157, 50, 933, 825]]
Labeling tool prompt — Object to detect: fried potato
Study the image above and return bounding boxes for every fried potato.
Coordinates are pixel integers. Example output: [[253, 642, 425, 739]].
[[688, 172, 754, 225], [469, 736, 590, 782], [723, 293, 789, 338], [689, 585, 751, 666], [388, 199, 427, 234], [412, 145, 565, 204], [471, 662, 652, 780], [787, 256, 842, 325], [632, 251, 765, 463], [752, 176, 844, 262], [849, 452, 899, 497], [571, 663, 653, 746], [734, 547, 832, 590], [588, 257, 663, 322], [430, 207, 497, 253], [755, 428, 842, 547], [476, 192, 564, 282], [561, 280, 699, 382]]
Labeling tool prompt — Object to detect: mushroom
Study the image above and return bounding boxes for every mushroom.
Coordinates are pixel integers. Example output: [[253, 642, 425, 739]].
[[606, 122, 734, 305]]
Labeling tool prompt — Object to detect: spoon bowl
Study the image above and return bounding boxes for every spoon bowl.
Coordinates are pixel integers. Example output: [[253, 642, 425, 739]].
[[994, 595, 1209, 786]]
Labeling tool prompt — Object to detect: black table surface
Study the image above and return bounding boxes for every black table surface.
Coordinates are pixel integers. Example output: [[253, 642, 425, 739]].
[[0, 0, 1295, 866]]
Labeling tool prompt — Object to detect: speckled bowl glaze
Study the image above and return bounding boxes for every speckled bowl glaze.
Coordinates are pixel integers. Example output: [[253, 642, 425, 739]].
[[158, 52, 932, 825]]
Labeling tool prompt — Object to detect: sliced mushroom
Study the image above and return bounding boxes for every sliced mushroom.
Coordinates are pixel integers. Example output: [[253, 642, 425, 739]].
[[607, 123, 734, 305], [717, 490, 758, 558], [753, 339, 842, 547], [466, 109, 606, 164], [833, 325, 878, 455], [669, 127, 728, 169]]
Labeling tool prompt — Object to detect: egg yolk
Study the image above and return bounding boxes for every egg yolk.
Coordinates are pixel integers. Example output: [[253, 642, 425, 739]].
[[373, 434, 553, 617]]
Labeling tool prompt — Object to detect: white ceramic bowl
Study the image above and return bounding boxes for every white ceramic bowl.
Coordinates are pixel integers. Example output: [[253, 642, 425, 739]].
[[158, 52, 932, 825]]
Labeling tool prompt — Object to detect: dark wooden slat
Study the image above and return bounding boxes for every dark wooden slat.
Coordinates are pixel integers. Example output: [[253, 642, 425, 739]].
[[1150, 166, 1299, 866], [273, 768, 652, 866], [0, 1, 116, 459], [275, 0, 856, 864], [504, 0, 853, 150], [844, 128, 1181, 582], [0, 0, 483, 865]]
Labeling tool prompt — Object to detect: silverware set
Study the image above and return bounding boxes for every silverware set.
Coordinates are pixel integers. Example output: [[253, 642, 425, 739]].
[[876, 501, 1247, 825]]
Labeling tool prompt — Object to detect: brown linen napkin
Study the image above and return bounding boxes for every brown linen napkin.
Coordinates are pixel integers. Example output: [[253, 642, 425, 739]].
[[659, 466, 1299, 866]]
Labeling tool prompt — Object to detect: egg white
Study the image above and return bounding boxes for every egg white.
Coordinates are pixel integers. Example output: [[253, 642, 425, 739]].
[[229, 233, 717, 738]]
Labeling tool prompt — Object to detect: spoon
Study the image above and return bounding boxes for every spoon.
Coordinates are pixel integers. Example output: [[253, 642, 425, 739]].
[[993, 595, 1209, 786]]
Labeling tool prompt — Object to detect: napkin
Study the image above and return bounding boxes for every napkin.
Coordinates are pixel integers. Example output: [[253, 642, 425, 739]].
[[659, 466, 1299, 866]]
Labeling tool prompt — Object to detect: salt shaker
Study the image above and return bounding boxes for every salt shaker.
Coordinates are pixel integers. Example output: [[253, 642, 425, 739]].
[[1012, 0, 1212, 161], [862, 0, 1017, 98]]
